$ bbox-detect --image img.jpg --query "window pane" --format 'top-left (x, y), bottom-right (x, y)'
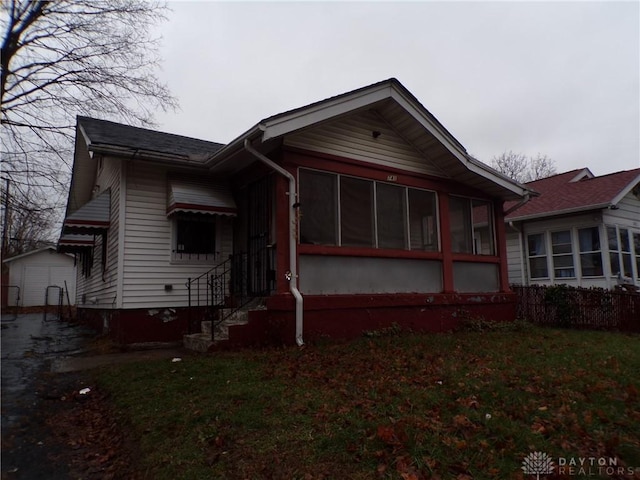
top-left (580, 253), bottom-right (603, 277)
top-left (376, 183), bottom-right (407, 249)
top-left (340, 177), bottom-right (374, 247)
top-left (607, 226), bottom-right (618, 250)
top-left (472, 200), bottom-right (494, 255)
top-left (527, 234), bottom-right (545, 256)
top-left (450, 196), bottom-right (472, 253)
top-left (176, 217), bottom-right (215, 254)
top-left (551, 230), bottom-right (572, 254)
top-left (610, 252), bottom-right (620, 276)
top-left (620, 228), bottom-right (631, 252)
top-left (622, 253), bottom-right (633, 277)
top-left (635, 233), bottom-right (640, 279)
top-left (578, 227), bottom-right (600, 252)
top-left (300, 170), bottom-right (337, 245)
top-left (529, 257), bottom-right (548, 278)
top-left (408, 189), bottom-right (438, 251)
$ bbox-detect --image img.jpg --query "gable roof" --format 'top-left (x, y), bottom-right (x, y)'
top-left (505, 168), bottom-right (640, 221)
top-left (206, 78), bottom-right (532, 201)
top-left (78, 116), bottom-right (225, 163)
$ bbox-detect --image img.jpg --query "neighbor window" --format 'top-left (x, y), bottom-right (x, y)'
top-left (299, 168), bottom-right (438, 251)
top-left (527, 233), bottom-right (548, 279)
top-left (449, 196), bottom-right (495, 255)
top-left (551, 230), bottom-right (575, 278)
top-left (173, 215), bottom-right (216, 261)
top-left (634, 233), bottom-right (640, 280)
top-left (607, 226), bottom-right (634, 278)
top-left (578, 227), bottom-right (603, 277)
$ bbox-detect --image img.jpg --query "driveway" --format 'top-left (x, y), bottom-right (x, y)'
top-left (1, 312), bottom-right (96, 479)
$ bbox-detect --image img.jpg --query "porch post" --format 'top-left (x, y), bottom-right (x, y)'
top-left (438, 192), bottom-right (454, 293)
top-left (274, 174), bottom-right (291, 294)
top-left (494, 200), bottom-right (511, 293)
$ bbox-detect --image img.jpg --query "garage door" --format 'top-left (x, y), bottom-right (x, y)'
top-left (22, 266), bottom-right (51, 306)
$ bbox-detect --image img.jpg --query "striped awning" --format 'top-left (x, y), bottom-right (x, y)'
top-left (58, 233), bottom-right (95, 253)
top-left (167, 176), bottom-right (237, 216)
top-left (63, 189), bottom-right (110, 233)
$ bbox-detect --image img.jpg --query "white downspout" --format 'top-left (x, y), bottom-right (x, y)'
top-left (243, 139), bottom-right (304, 346)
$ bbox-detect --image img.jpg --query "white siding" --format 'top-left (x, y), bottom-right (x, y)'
top-left (6, 249), bottom-right (76, 307)
top-left (506, 230), bottom-right (524, 285)
top-left (121, 163), bottom-right (233, 309)
top-left (603, 191), bottom-right (640, 229)
top-left (75, 156), bottom-right (121, 307)
top-left (283, 109), bottom-right (449, 178)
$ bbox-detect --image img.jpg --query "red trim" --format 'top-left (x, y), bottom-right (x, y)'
top-left (59, 240), bottom-right (94, 246)
top-left (266, 292), bottom-right (515, 311)
top-left (167, 203), bottom-right (237, 215)
top-left (451, 253), bottom-right (500, 264)
top-left (494, 200), bottom-right (511, 292)
top-left (299, 244), bottom-right (443, 260)
top-left (283, 148), bottom-right (494, 199)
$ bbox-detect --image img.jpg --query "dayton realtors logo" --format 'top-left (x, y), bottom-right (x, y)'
top-left (522, 452), bottom-right (639, 478)
top-left (522, 451), bottom-right (555, 479)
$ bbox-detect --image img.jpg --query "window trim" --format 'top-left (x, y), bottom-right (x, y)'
top-left (606, 224), bottom-right (639, 279)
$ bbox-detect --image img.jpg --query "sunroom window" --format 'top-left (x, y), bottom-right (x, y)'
top-left (299, 168), bottom-right (438, 251)
top-left (607, 226), bottom-right (634, 278)
top-left (551, 230), bottom-right (575, 278)
top-left (449, 196), bottom-right (495, 255)
top-left (527, 233), bottom-right (548, 279)
top-left (578, 227), bottom-right (603, 277)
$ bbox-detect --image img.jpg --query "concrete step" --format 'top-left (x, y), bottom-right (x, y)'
top-left (183, 333), bottom-right (212, 353)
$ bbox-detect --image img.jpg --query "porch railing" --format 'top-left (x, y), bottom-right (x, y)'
top-left (186, 247), bottom-right (272, 341)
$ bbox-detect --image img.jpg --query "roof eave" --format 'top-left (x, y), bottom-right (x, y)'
top-left (89, 144), bottom-right (209, 168)
top-left (507, 203), bottom-right (610, 222)
top-left (610, 173), bottom-right (640, 206)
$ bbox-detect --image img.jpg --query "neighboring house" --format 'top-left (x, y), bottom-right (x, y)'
top-left (2, 247), bottom-right (77, 307)
top-left (59, 78), bottom-right (533, 345)
top-left (505, 168), bottom-right (640, 289)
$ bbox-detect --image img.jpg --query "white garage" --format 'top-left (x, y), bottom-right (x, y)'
top-left (3, 247), bottom-right (76, 307)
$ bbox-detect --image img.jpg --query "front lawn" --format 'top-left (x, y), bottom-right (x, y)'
top-left (97, 326), bottom-right (640, 479)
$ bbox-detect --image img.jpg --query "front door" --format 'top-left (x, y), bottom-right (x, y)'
top-left (246, 175), bottom-right (273, 295)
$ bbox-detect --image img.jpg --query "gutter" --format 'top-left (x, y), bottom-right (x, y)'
top-left (504, 193), bottom-right (531, 216)
top-left (243, 139), bottom-right (304, 347)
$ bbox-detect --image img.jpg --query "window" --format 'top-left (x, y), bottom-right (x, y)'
top-left (607, 226), bottom-right (634, 277)
top-left (635, 233), bottom-right (640, 280)
top-left (377, 183), bottom-right (407, 249)
top-left (340, 176), bottom-right (374, 247)
top-left (408, 189), bottom-right (438, 251)
top-left (527, 233), bottom-right (548, 279)
top-left (578, 227), bottom-right (603, 277)
top-left (551, 230), bottom-right (575, 278)
top-left (299, 170), bottom-right (337, 245)
top-left (449, 196), bottom-right (495, 255)
top-left (173, 215), bottom-right (216, 261)
top-left (299, 168), bottom-right (438, 251)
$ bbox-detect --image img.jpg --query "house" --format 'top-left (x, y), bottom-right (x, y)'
top-left (2, 247), bottom-right (76, 307)
top-left (505, 168), bottom-right (640, 289)
top-left (59, 78), bottom-right (533, 346)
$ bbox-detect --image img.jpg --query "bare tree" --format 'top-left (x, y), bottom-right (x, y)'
top-left (1, 0), bottom-right (177, 246)
top-left (491, 151), bottom-right (557, 183)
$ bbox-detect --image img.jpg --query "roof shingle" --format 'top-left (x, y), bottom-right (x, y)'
top-left (505, 168), bottom-right (640, 220)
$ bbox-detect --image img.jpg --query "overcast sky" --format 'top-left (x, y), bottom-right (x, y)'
top-left (153, 1), bottom-right (639, 177)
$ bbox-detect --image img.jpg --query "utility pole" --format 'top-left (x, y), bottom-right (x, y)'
top-left (2, 177), bottom-right (9, 258)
